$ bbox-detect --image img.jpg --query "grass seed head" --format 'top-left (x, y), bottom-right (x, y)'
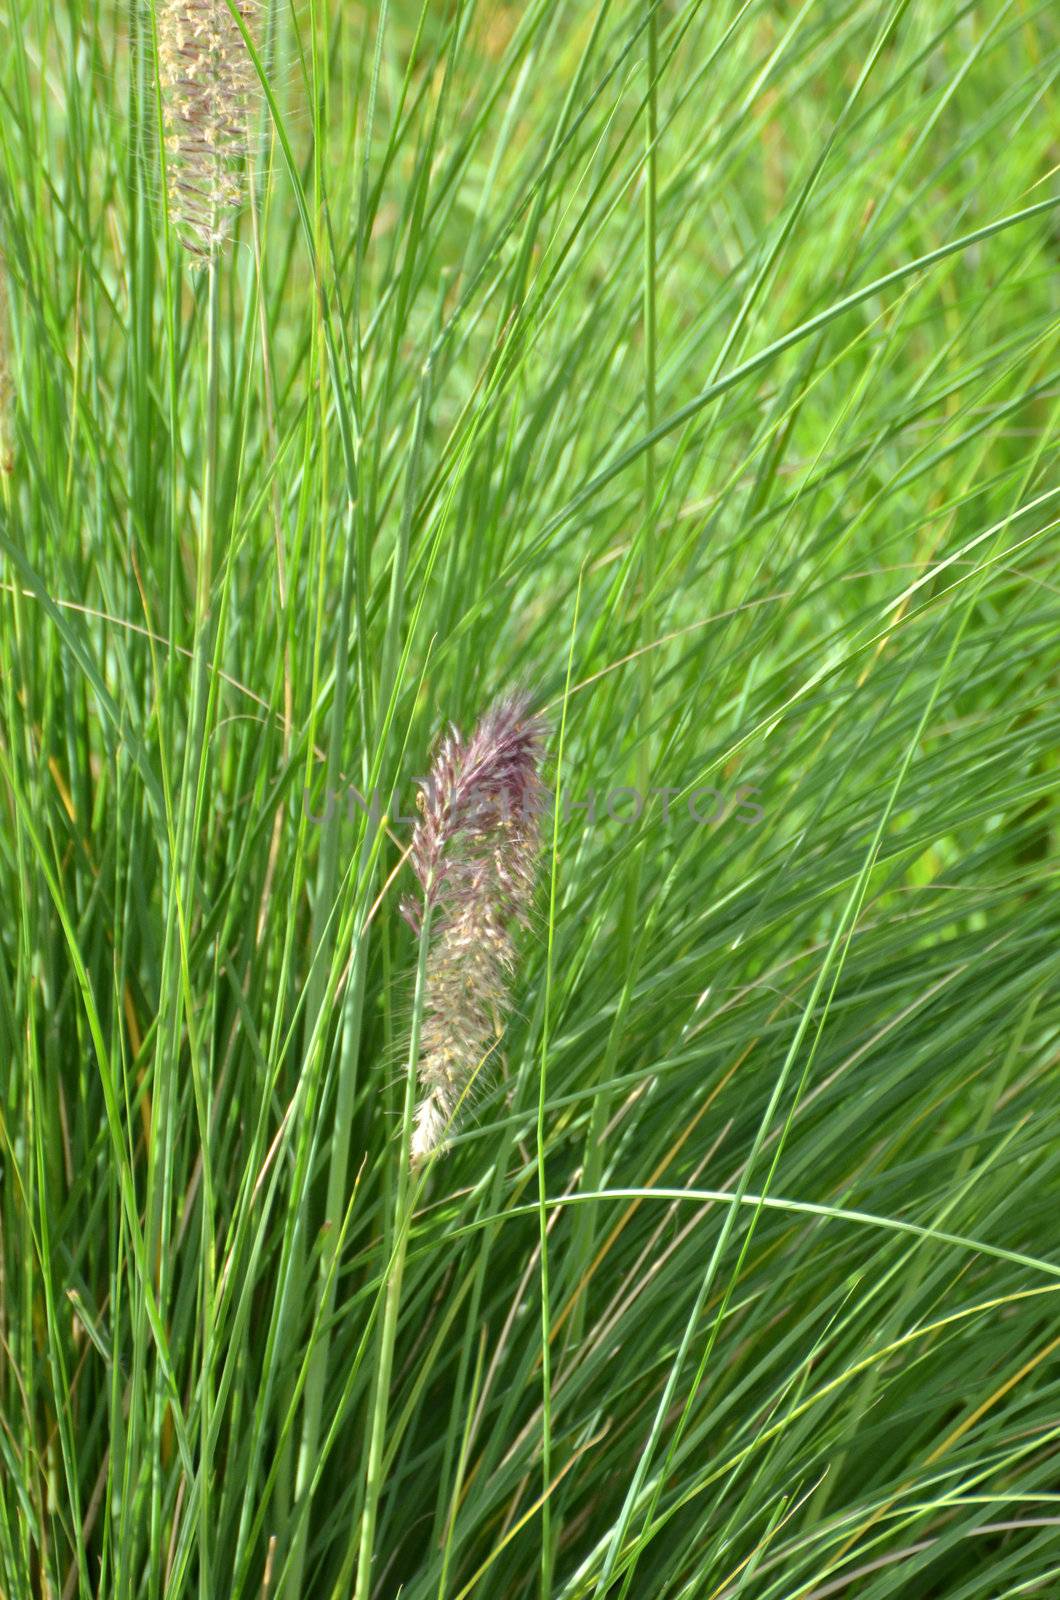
top-left (158, 0), bottom-right (259, 259)
top-left (405, 693), bottom-right (546, 1165)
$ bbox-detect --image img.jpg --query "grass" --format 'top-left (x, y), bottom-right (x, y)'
top-left (1, 0), bottom-right (1059, 1596)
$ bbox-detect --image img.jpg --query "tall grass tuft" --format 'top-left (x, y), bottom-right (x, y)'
top-left (3, 2), bottom-right (1060, 1597)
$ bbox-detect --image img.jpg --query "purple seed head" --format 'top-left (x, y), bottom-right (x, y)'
top-left (404, 693), bottom-right (546, 1164)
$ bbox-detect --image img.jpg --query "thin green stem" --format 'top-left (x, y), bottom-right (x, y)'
top-left (194, 250), bottom-right (221, 1600)
top-left (568, 0), bottom-right (659, 1350)
top-left (285, 884), bottom-right (371, 1600)
top-left (537, 569), bottom-right (583, 1597)
top-left (354, 901), bottom-right (433, 1600)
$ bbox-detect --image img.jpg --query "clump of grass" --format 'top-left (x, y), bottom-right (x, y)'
top-left (5, 2), bottom-right (1060, 1597)
top-left (402, 693), bottom-right (546, 1163)
top-left (157, 0), bottom-right (259, 257)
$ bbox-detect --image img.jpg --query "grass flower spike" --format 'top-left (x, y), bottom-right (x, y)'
top-left (403, 693), bottom-right (546, 1164)
top-left (158, 0), bottom-right (259, 258)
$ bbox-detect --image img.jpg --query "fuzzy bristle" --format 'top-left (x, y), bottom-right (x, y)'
top-left (405, 694), bottom-right (546, 1164)
top-left (158, 0), bottom-right (259, 259)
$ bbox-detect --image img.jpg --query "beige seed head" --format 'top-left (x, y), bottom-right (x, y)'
top-left (157, 0), bottom-right (260, 259)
